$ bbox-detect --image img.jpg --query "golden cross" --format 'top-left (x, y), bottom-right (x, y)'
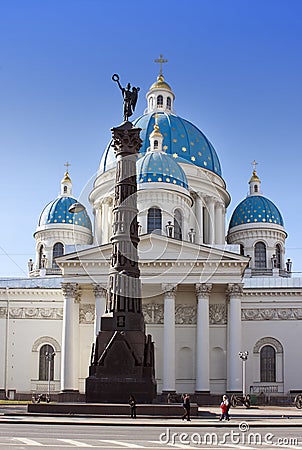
top-left (64, 161), bottom-right (71, 172)
top-left (251, 160), bottom-right (258, 172)
top-left (154, 54), bottom-right (168, 76)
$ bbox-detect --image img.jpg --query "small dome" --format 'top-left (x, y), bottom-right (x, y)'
top-left (249, 170), bottom-right (260, 183)
top-left (38, 196), bottom-right (92, 230)
top-left (137, 151), bottom-right (188, 189)
top-left (100, 112), bottom-right (222, 176)
top-left (229, 195), bottom-right (284, 229)
top-left (149, 74), bottom-right (173, 93)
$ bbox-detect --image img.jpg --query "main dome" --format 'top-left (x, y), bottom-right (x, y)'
top-left (137, 150), bottom-right (188, 188)
top-left (99, 112), bottom-right (221, 177)
top-left (38, 196), bottom-right (92, 230)
top-left (229, 195), bottom-right (284, 229)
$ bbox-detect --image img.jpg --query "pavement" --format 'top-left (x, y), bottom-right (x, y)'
top-left (1, 405), bottom-right (302, 427)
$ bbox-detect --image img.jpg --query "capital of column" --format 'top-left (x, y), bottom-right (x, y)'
top-left (203, 194), bottom-right (215, 204)
top-left (162, 284), bottom-right (177, 299)
top-left (61, 282), bottom-right (81, 303)
top-left (92, 283), bottom-right (107, 298)
top-left (227, 283), bottom-right (244, 299)
top-left (195, 283), bottom-right (212, 299)
top-left (195, 191), bottom-right (204, 202)
top-left (101, 196), bottom-right (113, 206)
top-left (215, 199), bottom-right (225, 210)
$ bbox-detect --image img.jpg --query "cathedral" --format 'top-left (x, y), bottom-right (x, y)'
top-left (0, 64), bottom-right (301, 403)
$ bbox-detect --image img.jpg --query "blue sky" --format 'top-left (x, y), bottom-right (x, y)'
top-left (0, 0), bottom-right (301, 277)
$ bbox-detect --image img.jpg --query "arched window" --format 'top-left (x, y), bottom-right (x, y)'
top-left (147, 207), bottom-right (162, 234)
top-left (52, 243), bottom-right (64, 268)
top-left (154, 140), bottom-right (158, 149)
top-left (63, 186), bottom-right (67, 193)
top-left (157, 95), bottom-right (163, 108)
top-left (174, 209), bottom-right (182, 240)
top-left (38, 246), bottom-right (44, 269)
top-left (260, 345), bottom-right (276, 382)
top-left (166, 97), bottom-right (171, 110)
top-left (240, 244), bottom-right (245, 256)
top-left (255, 242), bottom-right (266, 268)
top-left (149, 97), bottom-right (153, 109)
top-left (39, 344), bottom-right (55, 381)
top-left (275, 244), bottom-right (281, 269)
top-left (254, 185), bottom-right (258, 193)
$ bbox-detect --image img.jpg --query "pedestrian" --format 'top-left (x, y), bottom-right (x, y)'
top-left (181, 394), bottom-right (191, 421)
top-left (219, 394), bottom-right (230, 421)
top-left (128, 395), bottom-right (137, 419)
top-left (225, 395), bottom-right (230, 420)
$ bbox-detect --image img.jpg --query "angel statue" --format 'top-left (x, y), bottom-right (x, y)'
top-left (112, 74), bottom-right (140, 122)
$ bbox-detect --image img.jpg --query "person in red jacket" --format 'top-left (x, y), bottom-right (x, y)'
top-left (219, 395), bottom-right (230, 421)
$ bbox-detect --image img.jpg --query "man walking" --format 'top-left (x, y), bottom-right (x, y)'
top-left (181, 394), bottom-right (191, 421)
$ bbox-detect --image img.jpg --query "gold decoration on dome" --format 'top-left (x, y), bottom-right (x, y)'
top-left (149, 74), bottom-right (172, 92)
top-left (249, 160), bottom-right (260, 182)
top-left (150, 113), bottom-right (162, 138)
top-left (154, 54), bottom-right (168, 76)
top-left (62, 161), bottom-right (72, 183)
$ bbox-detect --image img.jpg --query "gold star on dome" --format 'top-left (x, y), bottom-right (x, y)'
top-left (173, 153), bottom-right (178, 158)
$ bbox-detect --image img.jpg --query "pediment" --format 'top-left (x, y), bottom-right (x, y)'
top-left (57, 233), bottom-right (248, 265)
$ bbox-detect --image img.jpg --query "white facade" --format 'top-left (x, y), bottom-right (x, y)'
top-left (0, 69), bottom-right (301, 401)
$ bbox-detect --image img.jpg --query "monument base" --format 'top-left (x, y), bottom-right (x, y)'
top-left (0, 389), bottom-right (6, 400)
top-left (86, 329), bottom-right (156, 403)
top-left (58, 390), bottom-right (83, 403)
top-left (86, 376), bottom-right (156, 403)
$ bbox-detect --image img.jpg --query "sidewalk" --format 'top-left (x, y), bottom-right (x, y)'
top-left (1, 405), bottom-right (302, 427)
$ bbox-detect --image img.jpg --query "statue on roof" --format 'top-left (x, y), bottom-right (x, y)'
top-left (112, 74), bottom-right (140, 122)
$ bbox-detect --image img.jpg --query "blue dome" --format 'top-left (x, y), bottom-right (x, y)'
top-left (100, 112), bottom-right (222, 176)
top-left (38, 196), bottom-right (92, 230)
top-left (229, 195), bottom-right (284, 229)
top-left (137, 151), bottom-right (188, 189)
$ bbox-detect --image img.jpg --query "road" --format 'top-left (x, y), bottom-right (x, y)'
top-left (0, 423), bottom-right (302, 450)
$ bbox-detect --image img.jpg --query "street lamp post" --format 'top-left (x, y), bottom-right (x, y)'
top-left (239, 351), bottom-right (249, 396)
top-left (45, 351), bottom-right (55, 401)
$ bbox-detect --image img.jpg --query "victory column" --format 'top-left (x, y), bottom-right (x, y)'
top-left (86, 75), bottom-right (156, 403)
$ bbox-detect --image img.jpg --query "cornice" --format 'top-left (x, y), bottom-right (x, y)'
top-left (243, 290), bottom-right (302, 297)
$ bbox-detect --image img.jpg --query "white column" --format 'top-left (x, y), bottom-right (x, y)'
top-left (162, 284), bottom-right (176, 392)
top-left (207, 197), bottom-right (215, 244)
top-left (227, 283), bottom-right (243, 392)
top-left (215, 201), bottom-right (225, 245)
top-left (195, 283), bottom-right (212, 392)
top-left (195, 193), bottom-right (204, 244)
top-left (107, 197), bottom-right (113, 241)
top-left (94, 206), bottom-right (102, 245)
top-left (101, 199), bottom-right (110, 244)
top-left (61, 283), bottom-right (80, 392)
top-left (93, 284), bottom-right (107, 336)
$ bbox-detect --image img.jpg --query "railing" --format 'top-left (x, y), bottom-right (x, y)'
top-left (249, 268), bottom-right (291, 278)
top-left (29, 268), bottom-right (62, 277)
top-left (250, 384), bottom-right (283, 394)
